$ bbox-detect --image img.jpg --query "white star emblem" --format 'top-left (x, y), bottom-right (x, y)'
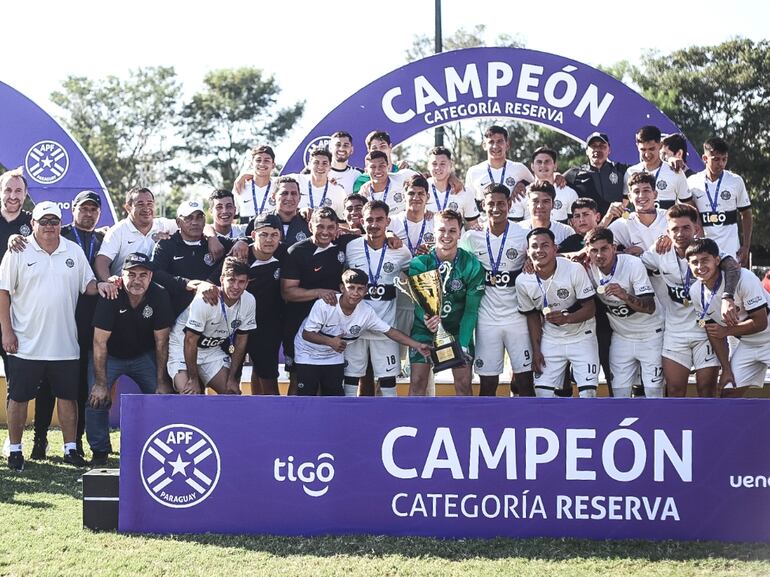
top-left (41, 156), bottom-right (53, 168)
top-left (168, 454), bottom-right (190, 477)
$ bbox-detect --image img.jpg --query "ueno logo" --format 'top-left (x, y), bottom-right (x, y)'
top-left (273, 452), bottom-right (335, 497)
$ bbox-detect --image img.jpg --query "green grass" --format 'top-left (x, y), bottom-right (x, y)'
top-left (1, 428), bottom-right (769, 577)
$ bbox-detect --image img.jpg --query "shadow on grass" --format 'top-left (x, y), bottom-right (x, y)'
top-left (128, 533), bottom-right (770, 563)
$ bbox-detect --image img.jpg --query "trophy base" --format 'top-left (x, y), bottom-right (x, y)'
top-left (431, 339), bottom-right (465, 373)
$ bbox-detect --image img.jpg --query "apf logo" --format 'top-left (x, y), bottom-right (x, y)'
top-left (25, 140), bottom-right (70, 184)
top-left (303, 136), bottom-right (331, 166)
top-left (140, 424), bottom-right (221, 509)
top-left (273, 453), bottom-right (335, 497)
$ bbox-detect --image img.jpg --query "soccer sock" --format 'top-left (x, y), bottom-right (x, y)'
top-left (645, 386), bottom-right (665, 398)
top-left (9, 443), bottom-right (22, 452)
top-left (379, 377), bottom-right (397, 397)
top-left (343, 377), bottom-right (359, 397)
top-left (612, 386), bottom-right (632, 398)
top-left (63, 442), bottom-right (77, 454)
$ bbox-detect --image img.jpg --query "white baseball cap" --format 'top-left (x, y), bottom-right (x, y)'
top-left (32, 201), bottom-right (62, 221)
top-left (177, 200), bottom-right (205, 218)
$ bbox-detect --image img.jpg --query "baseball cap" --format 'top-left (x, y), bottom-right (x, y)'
top-left (32, 201), bottom-right (62, 221)
top-left (177, 200), bottom-right (205, 218)
top-left (586, 132), bottom-right (610, 146)
top-left (122, 252), bottom-right (153, 271)
top-left (251, 213), bottom-right (283, 231)
top-left (73, 190), bottom-right (102, 208)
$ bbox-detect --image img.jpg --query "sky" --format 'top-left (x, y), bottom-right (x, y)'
top-left (3, 0), bottom-right (768, 166)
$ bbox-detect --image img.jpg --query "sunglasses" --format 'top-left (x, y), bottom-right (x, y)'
top-left (37, 217), bottom-right (61, 226)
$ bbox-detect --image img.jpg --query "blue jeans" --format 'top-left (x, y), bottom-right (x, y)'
top-left (85, 350), bottom-right (157, 452)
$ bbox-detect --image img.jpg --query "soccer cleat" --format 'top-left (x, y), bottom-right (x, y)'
top-left (30, 436), bottom-right (48, 460)
top-left (8, 451), bottom-right (24, 471)
top-left (76, 439), bottom-right (85, 458)
top-left (63, 449), bottom-right (87, 467)
top-left (90, 451), bottom-right (109, 467)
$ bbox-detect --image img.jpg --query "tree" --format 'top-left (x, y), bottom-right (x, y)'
top-left (403, 26), bottom-right (583, 176)
top-left (50, 67), bottom-right (180, 205)
top-left (630, 38), bottom-right (770, 261)
top-left (171, 67), bottom-right (304, 191)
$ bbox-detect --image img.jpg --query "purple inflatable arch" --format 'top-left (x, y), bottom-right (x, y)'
top-left (0, 81), bottom-right (117, 226)
top-left (284, 47), bottom-right (702, 173)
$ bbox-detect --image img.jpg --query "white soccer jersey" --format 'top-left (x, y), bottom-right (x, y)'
top-left (687, 169), bottom-right (750, 257)
top-left (215, 223), bottom-right (248, 240)
top-left (185, 290), bottom-right (257, 348)
top-left (329, 165), bottom-right (362, 194)
top-left (608, 209), bottom-right (667, 251)
top-left (234, 179), bottom-right (275, 218)
top-left (625, 161), bottom-right (691, 207)
top-left (389, 216), bottom-right (436, 255)
top-left (641, 248), bottom-right (703, 338)
top-left (465, 160), bottom-right (534, 202)
top-left (99, 217), bottom-right (179, 276)
top-left (294, 174), bottom-right (347, 219)
top-left (587, 254), bottom-right (662, 337)
top-left (690, 268), bottom-right (770, 347)
top-left (522, 184), bottom-right (579, 223)
top-left (0, 237), bottom-right (94, 360)
top-left (461, 225), bottom-right (528, 326)
top-left (294, 297), bottom-right (391, 365)
top-left (364, 173), bottom-right (408, 215)
top-left (517, 219), bottom-right (575, 245)
top-left (426, 178), bottom-right (480, 221)
top-left (516, 259), bottom-right (596, 342)
top-left (345, 238), bottom-right (411, 338)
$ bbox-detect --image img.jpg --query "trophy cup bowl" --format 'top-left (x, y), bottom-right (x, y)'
top-left (394, 270), bottom-right (465, 373)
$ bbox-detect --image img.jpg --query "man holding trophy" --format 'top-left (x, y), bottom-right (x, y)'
top-left (400, 210), bottom-right (485, 396)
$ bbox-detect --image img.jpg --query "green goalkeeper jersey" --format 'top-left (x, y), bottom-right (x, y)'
top-left (408, 247), bottom-right (485, 350)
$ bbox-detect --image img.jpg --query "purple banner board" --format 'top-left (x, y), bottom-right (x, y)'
top-left (0, 81), bottom-right (116, 226)
top-left (119, 396), bottom-right (769, 542)
top-left (284, 47), bottom-right (703, 173)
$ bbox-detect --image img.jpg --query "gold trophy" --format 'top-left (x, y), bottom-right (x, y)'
top-left (394, 266), bottom-right (465, 373)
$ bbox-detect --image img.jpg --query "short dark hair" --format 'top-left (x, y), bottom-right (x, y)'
top-left (428, 146), bottom-right (452, 160)
top-left (635, 125), bottom-right (662, 143)
top-left (483, 183), bottom-right (510, 198)
top-left (250, 145), bottom-right (275, 161)
top-left (365, 150), bottom-right (389, 164)
top-left (312, 207), bottom-right (339, 223)
top-left (221, 256), bottom-right (249, 278)
top-left (126, 187), bottom-right (154, 205)
top-left (275, 175), bottom-right (299, 191)
top-left (366, 130), bottom-right (391, 147)
top-left (330, 130), bottom-right (353, 141)
top-left (526, 227), bottom-right (555, 244)
top-left (405, 174), bottom-right (429, 192)
top-left (345, 193), bottom-right (367, 206)
top-left (208, 188), bottom-right (235, 205)
top-left (685, 237), bottom-right (720, 259)
top-left (437, 209), bottom-right (463, 228)
top-left (584, 226), bottom-right (615, 246)
top-left (342, 268), bottom-right (369, 286)
top-left (666, 203), bottom-right (699, 223)
top-left (531, 146), bottom-right (557, 163)
top-left (309, 147), bottom-right (332, 162)
top-left (527, 180), bottom-right (556, 201)
top-left (627, 171), bottom-right (657, 190)
top-left (704, 137), bottom-right (729, 155)
top-left (363, 200), bottom-right (390, 216)
top-left (661, 133), bottom-right (688, 162)
top-left (571, 197), bottom-right (599, 213)
top-left (484, 125), bottom-right (508, 140)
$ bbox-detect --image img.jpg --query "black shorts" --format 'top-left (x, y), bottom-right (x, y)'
top-left (295, 363), bottom-right (344, 396)
top-left (247, 322), bottom-right (282, 380)
top-left (6, 357), bottom-right (80, 402)
top-left (282, 314), bottom-right (304, 372)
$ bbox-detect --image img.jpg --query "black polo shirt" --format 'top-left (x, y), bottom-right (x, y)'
top-left (247, 250), bottom-right (284, 327)
top-left (558, 233), bottom-right (586, 254)
top-left (151, 232), bottom-right (235, 316)
top-left (0, 210), bottom-right (32, 263)
top-left (281, 235), bottom-right (355, 322)
top-left (245, 211), bottom-right (310, 247)
top-left (92, 283), bottom-right (173, 359)
top-left (564, 161), bottom-right (630, 216)
top-left (61, 224), bottom-right (105, 348)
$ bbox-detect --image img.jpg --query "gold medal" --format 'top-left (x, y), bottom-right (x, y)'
top-left (542, 306), bottom-right (552, 315)
top-left (597, 285), bottom-right (606, 294)
top-left (228, 344), bottom-right (235, 355)
top-left (490, 275), bottom-right (496, 286)
top-left (697, 319), bottom-right (706, 328)
top-left (709, 213), bottom-right (719, 223)
top-left (682, 298), bottom-right (690, 307)
top-left (622, 210), bottom-right (629, 219)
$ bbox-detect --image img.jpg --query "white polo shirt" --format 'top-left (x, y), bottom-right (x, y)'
top-left (98, 217), bottom-right (178, 276)
top-left (0, 236), bottom-right (95, 360)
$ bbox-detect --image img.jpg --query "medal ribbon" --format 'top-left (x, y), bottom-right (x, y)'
top-left (699, 271), bottom-right (722, 323)
top-left (487, 163), bottom-right (507, 187)
top-left (219, 299), bottom-right (237, 353)
top-left (308, 180), bottom-right (329, 210)
top-left (485, 223), bottom-right (509, 280)
top-left (363, 241), bottom-right (387, 287)
top-left (71, 227), bottom-right (95, 262)
top-left (703, 172), bottom-right (724, 215)
top-left (251, 179), bottom-right (271, 216)
top-left (403, 217), bottom-right (426, 256)
top-left (598, 258), bottom-right (618, 288)
top-left (431, 184), bottom-right (450, 211)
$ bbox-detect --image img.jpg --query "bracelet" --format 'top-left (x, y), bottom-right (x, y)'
top-left (721, 292), bottom-right (734, 300)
